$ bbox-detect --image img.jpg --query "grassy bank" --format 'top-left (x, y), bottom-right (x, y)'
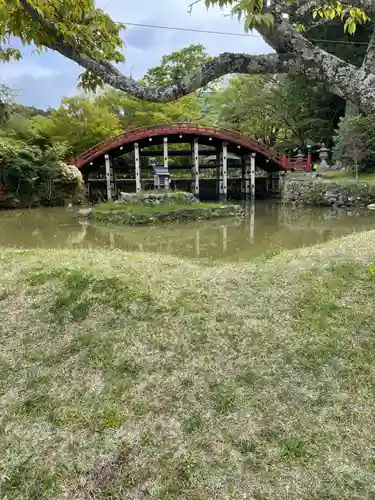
top-left (2, 233), bottom-right (375, 498)
top-left (93, 202), bottom-right (243, 225)
top-left (322, 170), bottom-right (375, 184)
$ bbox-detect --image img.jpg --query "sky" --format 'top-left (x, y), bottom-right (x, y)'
top-left (1, 0), bottom-right (270, 110)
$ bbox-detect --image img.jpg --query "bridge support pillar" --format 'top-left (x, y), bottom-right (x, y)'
top-left (134, 142), bottom-right (141, 193)
top-left (216, 147), bottom-right (221, 197)
top-left (216, 142), bottom-right (228, 201)
top-left (250, 153), bottom-right (256, 199)
top-left (163, 137), bottom-right (169, 170)
top-left (243, 154), bottom-right (250, 198)
top-left (191, 138), bottom-right (199, 197)
top-left (222, 142), bottom-right (228, 201)
top-left (104, 154), bottom-right (114, 201)
top-left (243, 153), bottom-right (256, 199)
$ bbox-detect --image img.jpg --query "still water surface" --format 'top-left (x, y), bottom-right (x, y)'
top-left (0, 202), bottom-right (374, 261)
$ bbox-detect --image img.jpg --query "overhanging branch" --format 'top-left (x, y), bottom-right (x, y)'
top-left (19, 0), bottom-right (293, 101)
top-left (17, 0), bottom-right (375, 114)
top-left (46, 45), bottom-right (295, 101)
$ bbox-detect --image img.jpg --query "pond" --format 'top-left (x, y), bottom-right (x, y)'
top-left (0, 202), bottom-right (374, 261)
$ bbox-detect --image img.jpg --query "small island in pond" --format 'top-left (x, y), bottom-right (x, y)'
top-left (80, 191), bottom-right (244, 225)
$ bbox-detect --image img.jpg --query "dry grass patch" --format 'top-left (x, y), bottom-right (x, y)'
top-left (1, 233), bottom-right (375, 498)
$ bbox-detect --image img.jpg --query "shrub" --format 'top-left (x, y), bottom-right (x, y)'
top-left (0, 138), bottom-right (83, 206)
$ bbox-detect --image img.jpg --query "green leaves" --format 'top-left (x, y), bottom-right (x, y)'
top-left (205, 0), bottom-right (369, 35)
top-left (143, 44), bottom-right (210, 86)
top-left (344, 18), bottom-right (357, 34)
top-left (0, 0), bottom-right (125, 89)
top-left (313, 2), bottom-right (370, 34)
top-left (205, 0), bottom-right (272, 30)
top-left (206, 73), bottom-right (342, 149)
top-left (333, 115), bottom-right (372, 168)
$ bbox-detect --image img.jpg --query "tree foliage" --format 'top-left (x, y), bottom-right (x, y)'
top-left (0, 137), bottom-right (82, 206)
top-left (204, 0), bottom-right (369, 32)
top-left (206, 74), bottom-right (344, 148)
top-left (142, 44), bottom-right (211, 86)
top-left (29, 95), bottom-right (123, 157)
top-left (333, 115), bottom-right (375, 172)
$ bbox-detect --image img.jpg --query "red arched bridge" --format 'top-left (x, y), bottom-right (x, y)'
top-left (73, 123), bottom-right (312, 201)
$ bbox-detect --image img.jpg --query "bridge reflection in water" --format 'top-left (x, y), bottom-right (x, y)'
top-left (97, 201), bottom-right (256, 258)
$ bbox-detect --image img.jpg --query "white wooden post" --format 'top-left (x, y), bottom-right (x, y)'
top-left (244, 154), bottom-right (251, 198)
top-left (222, 142), bottom-right (228, 201)
top-left (192, 138), bottom-right (200, 197)
top-left (241, 160), bottom-right (246, 196)
top-left (163, 137), bottom-right (168, 169)
top-left (134, 142), bottom-right (141, 193)
top-left (250, 152), bottom-right (256, 200)
top-left (216, 147), bottom-right (222, 198)
top-left (105, 154), bottom-right (113, 201)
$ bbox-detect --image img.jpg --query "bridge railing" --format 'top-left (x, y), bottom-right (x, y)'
top-left (74, 122), bottom-right (284, 165)
top-left (74, 122), bottom-right (311, 172)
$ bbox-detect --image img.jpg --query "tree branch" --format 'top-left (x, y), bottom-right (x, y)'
top-left (188, 0), bottom-right (203, 14)
top-left (49, 46), bottom-right (296, 101)
top-left (362, 24), bottom-right (375, 73)
top-left (257, 13), bottom-right (366, 106)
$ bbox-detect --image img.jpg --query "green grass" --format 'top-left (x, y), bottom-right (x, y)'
top-left (92, 202), bottom-right (241, 226)
top-left (94, 201), bottom-right (226, 213)
top-left (2, 232), bottom-right (375, 498)
top-left (322, 170), bottom-right (375, 184)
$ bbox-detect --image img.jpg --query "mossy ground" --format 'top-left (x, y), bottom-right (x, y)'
top-left (2, 232), bottom-right (375, 498)
top-left (93, 202), bottom-right (242, 225)
top-left (94, 202), bottom-right (223, 213)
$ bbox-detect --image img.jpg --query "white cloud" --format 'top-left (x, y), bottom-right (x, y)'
top-left (0, 61), bottom-right (60, 82)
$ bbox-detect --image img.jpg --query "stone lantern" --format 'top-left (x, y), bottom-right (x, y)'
top-left (318, 143), bottom-right (330, 169)
top-left (295, 149), bottom-right (305, 161)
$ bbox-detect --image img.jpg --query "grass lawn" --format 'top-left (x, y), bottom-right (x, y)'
top-left (322, 170), bottom-right (375, 184)
top-left (2, 232), bottom-right (375, 498)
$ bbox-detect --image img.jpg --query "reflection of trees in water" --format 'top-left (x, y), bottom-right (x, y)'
top-left (0, 209), bottom-right (81, 247)
top-left (90, 218), bottom-right (240, 259)
top-left (279, 206), bottom-right (375, 235)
